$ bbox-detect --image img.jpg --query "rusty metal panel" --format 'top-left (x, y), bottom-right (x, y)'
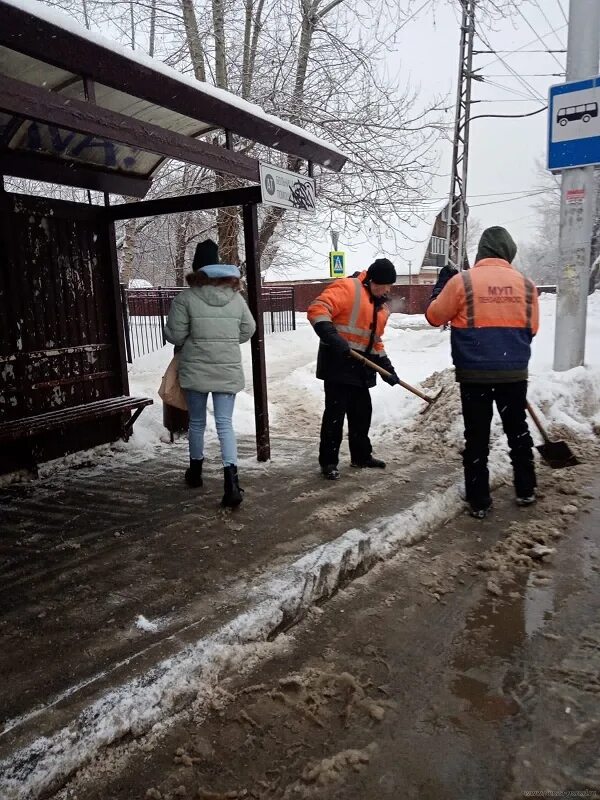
top-left (0, 192), bottom-right (129, 473)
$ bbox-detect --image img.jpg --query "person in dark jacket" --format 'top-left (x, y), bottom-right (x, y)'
top-left (426, 227), bottom-right (540, 518)
top-left (307, 259), bottom-right (400, 480)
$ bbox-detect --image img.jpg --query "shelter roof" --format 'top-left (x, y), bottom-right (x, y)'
top-left (0, 0), bottom-right (346, 197)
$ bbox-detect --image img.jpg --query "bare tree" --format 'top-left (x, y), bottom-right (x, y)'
top-left (181, 0), bottom-right (206, 79)
top-left (518, 164), bottom-right (561, 284)
top-left (34, 0), bottom-right (531, 280)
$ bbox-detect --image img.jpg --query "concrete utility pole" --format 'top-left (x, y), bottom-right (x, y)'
top-left (445, 0), bottom-right (476, 271)
top-left (554, 0), bottom-right (600, 371)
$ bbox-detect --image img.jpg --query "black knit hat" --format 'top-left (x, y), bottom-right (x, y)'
top-left (367, 258), bottom-right (396, 284)
top-left (192, 238), bottom-right (219, 272)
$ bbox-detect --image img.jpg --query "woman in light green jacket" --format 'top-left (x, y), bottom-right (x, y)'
top-left (164, 240), bottom-right (256, 508)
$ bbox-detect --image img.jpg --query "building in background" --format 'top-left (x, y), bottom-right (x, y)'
top-left (394, 204), bottom-right (448, 285)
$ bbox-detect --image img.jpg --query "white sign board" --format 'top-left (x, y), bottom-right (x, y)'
top-left (259, 163), bottom-right (316, 213)
top-left (548, 77), bottom-right (600, 170)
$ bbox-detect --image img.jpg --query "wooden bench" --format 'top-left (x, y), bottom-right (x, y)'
top-left (0, 396), bottom-right (153, 444)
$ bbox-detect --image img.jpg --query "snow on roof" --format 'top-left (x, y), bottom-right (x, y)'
top-left (4, 0), bottom-right (346, 164)
top-left (128, 279), bottom-right (153, 289)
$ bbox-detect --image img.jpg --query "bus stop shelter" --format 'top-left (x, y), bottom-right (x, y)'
top-left (0, 0), bottom-right (346, 477)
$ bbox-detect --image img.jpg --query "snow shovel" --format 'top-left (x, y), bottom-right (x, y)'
top-left (349, 350), bottom-right (443, 413)
top-left (526, 402), bottom-right (580, 469)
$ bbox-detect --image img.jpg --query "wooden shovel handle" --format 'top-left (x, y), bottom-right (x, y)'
top-left (526, 401), bottom-right (550, 443)
top-left (349, 350), bottom-right (435, 404)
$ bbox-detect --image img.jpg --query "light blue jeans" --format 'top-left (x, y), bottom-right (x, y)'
top-left (184, 391), bottom-right (237, 466)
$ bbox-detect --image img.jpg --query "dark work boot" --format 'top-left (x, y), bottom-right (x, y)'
top-left (185, 458), bottom-right (203, 488)
top-left (469, 500), bottom-right (493, 519)
top-left (351, 456), bottom-right (386, 469)
top-left (222, 464), bottom-right (243, 508)
top-left (321, 464), bottom-right (340, 480)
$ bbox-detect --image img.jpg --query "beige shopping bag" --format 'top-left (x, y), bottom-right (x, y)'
top-left (158, 356), bottom-right (187, 411)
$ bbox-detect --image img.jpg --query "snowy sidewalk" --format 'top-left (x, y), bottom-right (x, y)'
top-left (1, 294), bottom-right (600, 798)
top-left (0, 429), bottom-right (459, 799)
top-left (51, 466), bottom-right (600, 800)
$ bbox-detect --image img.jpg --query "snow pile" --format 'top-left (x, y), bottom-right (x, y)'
top-left (529, 292), bottom-right (600, 436)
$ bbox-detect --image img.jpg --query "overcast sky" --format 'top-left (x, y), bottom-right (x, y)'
top-left (268, 0), bottom-right (570, 281)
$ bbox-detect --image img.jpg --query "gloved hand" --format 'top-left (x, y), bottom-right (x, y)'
top-left (430, 265), bottom-right (459, 300)
top-left (330, 334), bottom-right (351, 355)
top-left (438, 265), bottom-right (458, 282)
top-left (314, 321), bottom-right (351, 355)
top-left (382, 372), bottom-right (400, 387)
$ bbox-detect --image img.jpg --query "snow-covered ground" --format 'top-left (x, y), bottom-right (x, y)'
top-left (4, 293), bottom-right (600, 800)
top-left (128, 292), bottom-right (600, 457)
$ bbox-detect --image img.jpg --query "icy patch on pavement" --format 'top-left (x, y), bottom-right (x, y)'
top-left (135, 615), bottom-right (161, 634)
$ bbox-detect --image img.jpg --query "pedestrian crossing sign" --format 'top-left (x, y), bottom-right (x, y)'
top-left (329, 251), bottom-right (345, 278)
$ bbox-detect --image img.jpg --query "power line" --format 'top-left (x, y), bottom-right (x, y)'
top-left (478, 77), bottom-right (546, 102)
top-left (470, 190), bottom-right (548, 208)
top-left (530, 0), bottom-right (566, 50)
top-left (405, 189), bottom-right (550, 212)
top-left (483, 73), bottom-right (564, 78)
top-left (469, 187), bottom-right (552, 198)
top-left (408, 187), bottom-right (556, 203)
top-left (476, 98), bottom-right (552, 103)
top-left (476, 30), bottom-right (546, 103)
top-left (470, 105), bottom-right (548, 121)
top-left (467, 188), bottom-right (551, 198)
top-left (555, 0), bottom-right (568, 25)
top-left (513, 5), bottom-right (565, 71)
top-left (476, 24), bottom-right (567, 72)
top-left (397, 0), bottom-right (431, 33)
top-left (474, 49), bottom-right (566, 54)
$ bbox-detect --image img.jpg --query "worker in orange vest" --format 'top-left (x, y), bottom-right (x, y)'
top-left (425, 227), bottom-right (539, 519)
top-left (307, 259), bottom-right (400, 480)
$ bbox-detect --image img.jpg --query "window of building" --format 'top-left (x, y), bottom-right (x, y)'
top-left (430, 236), bottom-right (446, 256)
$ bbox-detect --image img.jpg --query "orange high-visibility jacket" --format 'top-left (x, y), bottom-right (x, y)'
top-left (426, 258), bottom-right (539, 382)
top-left (307, 271), bottom-right (390, 356)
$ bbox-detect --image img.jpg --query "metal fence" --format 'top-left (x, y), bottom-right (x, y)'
top-left (122, 285), bottom-right (296, 361)
top-left (261, 287), bottom-right (296, 334)
top-left (120, 287), bottom-right (182, 362)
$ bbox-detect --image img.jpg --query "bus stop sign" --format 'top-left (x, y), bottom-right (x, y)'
top-left (548, 76), bottom-right (600, 171)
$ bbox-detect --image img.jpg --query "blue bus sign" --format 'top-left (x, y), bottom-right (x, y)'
top-left (548, 76), bottom-right (600, 171)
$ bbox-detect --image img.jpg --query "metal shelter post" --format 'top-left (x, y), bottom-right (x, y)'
top-left (243, 202), bottom-right (271, 462)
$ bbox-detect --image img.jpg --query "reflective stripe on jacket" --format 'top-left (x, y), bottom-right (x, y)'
top-left (307, 271), bottom-right (390, 356)
top-left (425, 258), bottom-right (539, 383)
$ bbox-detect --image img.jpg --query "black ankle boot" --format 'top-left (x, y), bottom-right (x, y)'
top-left (222, 464), bottom-right (243, 508)
top-left (185, 458), bottom-right (203, 488)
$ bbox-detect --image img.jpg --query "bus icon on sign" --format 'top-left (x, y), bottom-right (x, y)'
top-left (557, 102), bottom-right (598, 126)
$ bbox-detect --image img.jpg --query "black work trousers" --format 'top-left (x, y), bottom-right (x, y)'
top-left (460, 381), bottom-right (536, 511)
top-left (319, 381), bottom-right (373, 467)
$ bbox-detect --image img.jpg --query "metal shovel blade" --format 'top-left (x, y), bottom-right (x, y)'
top-left (419, 388), bottom-right (444, 415)
top-left (536, 440), bottom-right (580, 469)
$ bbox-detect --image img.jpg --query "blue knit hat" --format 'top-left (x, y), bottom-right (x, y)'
top-left (199, 263), bottom-right (241, 279)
